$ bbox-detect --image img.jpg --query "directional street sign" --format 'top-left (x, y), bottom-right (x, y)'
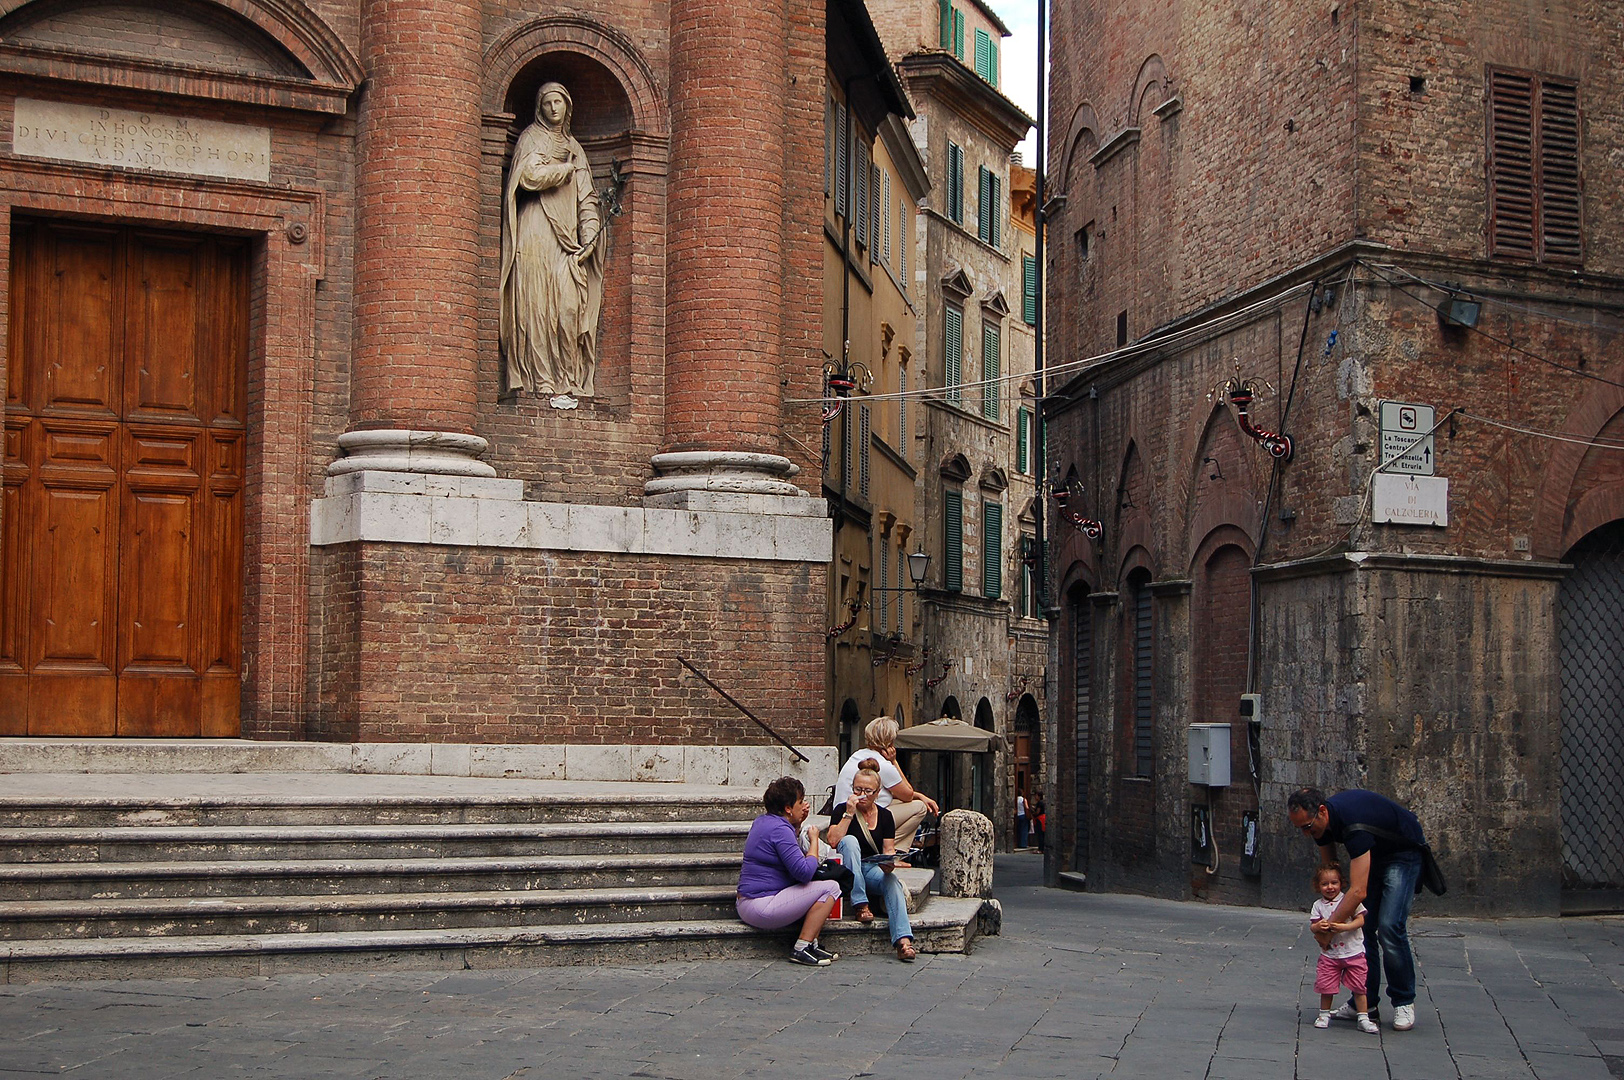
top-left (1379, 400), bottom-right (1436, 476)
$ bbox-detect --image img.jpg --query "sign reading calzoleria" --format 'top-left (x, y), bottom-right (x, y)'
top-left (12, 99), bottom-right (270, 183)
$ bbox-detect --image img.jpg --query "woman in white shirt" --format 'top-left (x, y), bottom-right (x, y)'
top-left (832, 716), bottom-right (939, 848)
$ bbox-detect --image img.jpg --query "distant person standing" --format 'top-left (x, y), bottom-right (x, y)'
top-left (1287, 787), bottom-right (1427, 1031)
top-left (1032, 793), bottom-right (1046, 852)
top-left (1014, 790), bottom-right (1029, 848)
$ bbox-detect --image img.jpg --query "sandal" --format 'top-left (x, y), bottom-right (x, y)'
top-left (895, 938), bottom-right (917, 962)
top-left (854, 903), bottom-right (875, 923)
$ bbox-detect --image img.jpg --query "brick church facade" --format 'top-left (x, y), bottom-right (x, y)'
top-left (1044, 0), bottom-right (1624, 912)
top-left (0, 0), bottom-right (834, 757)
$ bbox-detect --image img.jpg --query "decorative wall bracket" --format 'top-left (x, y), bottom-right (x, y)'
top-left (1050, 479), bottom-right (1104, 541)
top-left (826, 597), bottom-right (861, 641)
top-left (1211, 363), bottom-right (1293, 461)
top-left (924, 658), bottom-right (955, 690)
top-left (822, 357), bottom-right (872, 422)
top-left (904, 646), bottom-right (932, 678)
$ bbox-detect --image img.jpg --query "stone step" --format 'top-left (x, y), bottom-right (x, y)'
top-left (0, 787), bottom-right (764, 829)
top-left (0, 870), bottom-right (938, 941)
top-left (0, 898), bottom-right (992, 983)
top-left (0, 852), bottom-right (745, 901)
top-left (0, 820), bottom-right (751, 864)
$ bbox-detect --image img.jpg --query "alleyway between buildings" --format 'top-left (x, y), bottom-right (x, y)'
top-left (3, 855), bottom-right (1620, 1079)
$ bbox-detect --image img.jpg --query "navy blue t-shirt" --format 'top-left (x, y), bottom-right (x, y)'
top-left (1319, 789), bottom-right (1426, 861)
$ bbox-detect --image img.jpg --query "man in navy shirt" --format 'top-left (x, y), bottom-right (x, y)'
top-left (1287, 787), bottom-right (1427, 1032)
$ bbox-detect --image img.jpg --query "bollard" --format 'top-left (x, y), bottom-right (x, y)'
top-left (939, 809), bottom-right (995, 898)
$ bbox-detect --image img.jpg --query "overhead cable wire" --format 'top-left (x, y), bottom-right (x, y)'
top-left (787, 279), bottom-right (1317, 406)
top-left (1370, 262), bottom-right (1624, 335)
top-left (1460, 411), bottom-right (1624, 451)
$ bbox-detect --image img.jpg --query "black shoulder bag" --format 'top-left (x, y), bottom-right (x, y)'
top-left (1345, 821), bottom-right (1447, 896)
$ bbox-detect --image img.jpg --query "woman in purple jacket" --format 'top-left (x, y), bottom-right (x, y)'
top-left (737, 776), bottom-right (841, 966)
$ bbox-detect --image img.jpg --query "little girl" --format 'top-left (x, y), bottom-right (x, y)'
top-left (1310, 865), bottom-right (1379, 1033)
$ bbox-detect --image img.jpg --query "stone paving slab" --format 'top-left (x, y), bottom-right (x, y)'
top-left (0, 855), bottom-right (1621, 1079)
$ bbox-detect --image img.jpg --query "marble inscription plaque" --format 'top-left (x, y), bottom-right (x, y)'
top-left (12, 99), bottom-right (271, 182)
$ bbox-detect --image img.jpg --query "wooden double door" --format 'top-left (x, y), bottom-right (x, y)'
top-left (2, 219), bottom-right (248, 737)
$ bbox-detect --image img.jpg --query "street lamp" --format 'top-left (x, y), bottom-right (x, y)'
top-left (907, 550), bottom-right (930, 588)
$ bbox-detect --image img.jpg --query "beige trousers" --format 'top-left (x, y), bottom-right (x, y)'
top-left (889, 798), bottom-right (930, 848)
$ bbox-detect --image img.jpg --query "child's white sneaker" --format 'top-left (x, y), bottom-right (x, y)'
top-left (1314, 1010), bottom-right (1332, 1029)
top-left (1357, 1013), bottom-right (1380, 1034)
top-left (1329, 1001), bottom-right (1360, 1021)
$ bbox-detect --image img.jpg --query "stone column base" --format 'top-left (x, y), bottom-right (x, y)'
top-left (328, 429), bottom-right (497, 478)
top-left (644, 451), bottom-right (808, 504)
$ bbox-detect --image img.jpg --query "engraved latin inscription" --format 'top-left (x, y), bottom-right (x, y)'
top-left (12, 99), bottom-right (271, 182)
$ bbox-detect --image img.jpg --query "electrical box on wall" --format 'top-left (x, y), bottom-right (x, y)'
top-left (1239, 693), bottom-right (1262, 727)
top-left (1188, 724), bottom-right (1231, 786)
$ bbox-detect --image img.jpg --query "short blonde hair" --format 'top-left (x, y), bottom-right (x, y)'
top-left (865, 716), bottom-right (899, 750)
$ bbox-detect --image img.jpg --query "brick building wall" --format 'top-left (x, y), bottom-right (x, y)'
top-left (1045, 0), bottom-right (1624, 916)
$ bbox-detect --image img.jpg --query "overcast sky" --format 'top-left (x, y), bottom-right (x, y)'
top-left (997, 0), bottom-right (1042, 164)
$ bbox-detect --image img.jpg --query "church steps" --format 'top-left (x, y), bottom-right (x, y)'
top-left (0, 820), bottom-right (751, 864)
top-left (0, 899), bottom-right (988, 983)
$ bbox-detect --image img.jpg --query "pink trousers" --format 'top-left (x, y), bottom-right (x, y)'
top-left (736, 880), bottom-right (840, 930)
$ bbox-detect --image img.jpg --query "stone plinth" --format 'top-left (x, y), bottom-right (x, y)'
top-left (939, 809), bottom-right (994, 899)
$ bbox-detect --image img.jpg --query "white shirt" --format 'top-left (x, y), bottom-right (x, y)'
top-left (1016, 795), bottom-right (1028, 818)
top-left (834, 750), bottom-right (906, 808)
top-left (1311, 895), bottom-right (1367, 959)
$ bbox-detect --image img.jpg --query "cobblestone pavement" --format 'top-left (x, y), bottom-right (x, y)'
top-left (3, 854), bottom-right (1621, 1079)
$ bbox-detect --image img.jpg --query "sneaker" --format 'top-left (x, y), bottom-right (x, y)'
top-left (806, 941), bottom-right (838, 963)
top-left (1329, 1002), bottom-right (1360, 1022)
top-left (1357, 1013), bottom-right (1380, 1034)
top-left (1314, 1011), bottom-right (1332, 1029)
top-left (789, 946), bottom-right (830, 967)
top-left (1391, 1004), bottom-right (1415, 1031)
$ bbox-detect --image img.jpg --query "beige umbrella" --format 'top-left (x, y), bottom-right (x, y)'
top-left (892, 717), bottom-right (1005, 753)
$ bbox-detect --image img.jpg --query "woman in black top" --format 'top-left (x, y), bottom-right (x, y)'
top-left (826, 758), bottom-right (917, 961)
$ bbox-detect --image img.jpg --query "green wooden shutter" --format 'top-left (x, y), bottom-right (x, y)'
top-left (977, 165), bottom-right (992, 242)
top-left (947, 143), bottom-right (964, 225)
top-left (982, 320), bottom-right (999, 419)
top-left (989, 173), bottom-right (1002, 247)
top-left (945, 489), bottom-right (963, 591)
top-left (990, 39), bottom-right (998, 86)
top-left (1017, 407), bottom-right (1029, 473)
top-left (938, 0), bottom-right (950, 48)
top-left (952, 9), bottom-right (964, 59)
top-left (1022, 254), bottom-right (1038, 324)
top-left (945, 303), bottom-right (962, 405)
top-left (983, 502), bottom-right (1002, 599)
top-left (974, 29), bottom-right (992, 83)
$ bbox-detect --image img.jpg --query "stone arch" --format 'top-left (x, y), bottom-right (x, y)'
top-left (1186, 402), bottom-right (1261, 567)
top-left (0, 0), bottom-right (360, 97)
top-left (1532, 376), bottom-right (1624, 558)
top-left (484, 16), bottom-right (664, 137)
top-left (939, 695), bottom-right (963, 720)
top-left (1129, 54), bottom-right (1172, 125)
top-left (1057, 101), bottom-right (1101, 193)
top-left (940, 452), bottom-right (973, 482)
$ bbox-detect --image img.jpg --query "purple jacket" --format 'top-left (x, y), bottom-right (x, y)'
top-left (737, 813), bottom-right (820, 899)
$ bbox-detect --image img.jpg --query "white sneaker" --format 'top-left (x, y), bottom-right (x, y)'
top-left (1357, 1013), bottom-right (1380, 1034)
top-left (1392, 1004), bottom-right (1416, 1031)
top-left (1330, 1002), bottom-right (1360, 1021)
top-left (1314, 1011), bottom-right (1332, 1029)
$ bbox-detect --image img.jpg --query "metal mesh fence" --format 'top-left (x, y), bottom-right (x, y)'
top-left (1558, 520), bottom-right (1624, 895)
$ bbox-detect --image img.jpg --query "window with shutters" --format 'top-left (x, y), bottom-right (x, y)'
top-left (1016, 407), bottom-right (1030, 474)
top-left (899, 367), bottom-right (908, 449)
top-left (947, 142), bottom-right (964, 226)
top-left (835, 103), bottom-right (849, 218)
top-left (1488, 67), bottom-right (1582, 265)
top-left (982, 320), bottom-right (1000, 420)
top-left (1127, 571), bottom-right (1153, 777)
top-left (976, 167), bottom-right (1002, 247)
top-left (824, 97), bottom-right (834, 197)
top-left (842, 410), bottom-right (852, 490)
top-left (944, 488), bottom-right (963, 591)
top-left (854, 140), bottom-right (869, 248)
top-left (869, 163), bottom-right (881, 255)
top-left (973, 28), bottom-right (998, 86)
top-left (1022, 253), bottom-right (1037, 325)
top-left (882, 172), bottom-right (892, 266)
top-left (952, 8), bottom-right (965, 60)
top-left (878, 540), bottom-right (889, 633)
top-left (858, 404), bottom-right (871, 498)
top-left (983, 501), bottom-right (1003, 599)
top-left (945, 302), bottom-right (963, 405)
top-left (938, 0), bottom-right (951, 48)
top-left (1019, 535), bottom-right (1039, 617)
top-left (899, 203), bottom-right (909, 285)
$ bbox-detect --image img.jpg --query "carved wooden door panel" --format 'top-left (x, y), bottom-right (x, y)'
top-left (1, 220), bottom-right (246, 737)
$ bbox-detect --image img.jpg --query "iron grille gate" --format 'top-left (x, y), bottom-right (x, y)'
top-left (1558, 520), bottom-right (1624, 912)
top-left (1073, 597), bottom-right (1091, 876)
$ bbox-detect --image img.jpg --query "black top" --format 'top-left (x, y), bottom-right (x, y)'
top-left (829, 804), bottom-right (896, 858)
top-left (1319, 789), bottom-right (1427, 861)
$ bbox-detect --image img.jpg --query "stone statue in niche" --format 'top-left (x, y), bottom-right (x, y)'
top-left (500, 81), bottom-right (606, 407)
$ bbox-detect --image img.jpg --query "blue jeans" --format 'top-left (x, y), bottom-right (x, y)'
top-left (835, 835), bottom-right (914, 945)
top-left (1361, 850), bottom-right (1422, 1009)
top-left (1016, 815), bottom-right (1029, 848)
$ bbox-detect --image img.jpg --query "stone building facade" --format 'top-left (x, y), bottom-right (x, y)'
top-left (866, 0), bottom-right (1040, 848)
top-left (1044, 0), bottom-right (1624, 912)
top-left (0, 0), bottom-right (833, 761)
